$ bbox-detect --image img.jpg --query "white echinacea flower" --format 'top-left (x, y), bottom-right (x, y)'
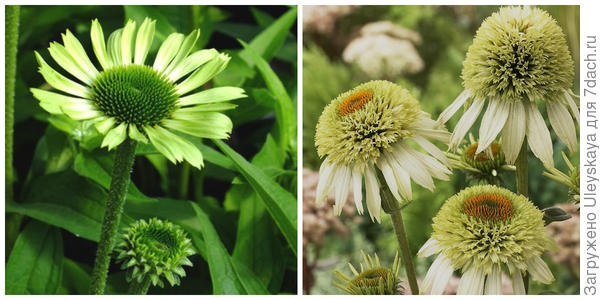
top-left (315, 80), bottom-right (451, 222)
top-left (31, 18), bottom-right (246, 169)
top-left (438, 6), bottom-right (579, 168)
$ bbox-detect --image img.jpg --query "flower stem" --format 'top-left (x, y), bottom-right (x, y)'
top-left (90, 138), bottom-right (138, 294)
top-left (128, 277), bottom-right (152, 295)
top-left (515, 140), bottom-right (529, 293)
top-left (379, 173), bottom-right (419, 295)
top-left (5, 5), bottom-right (21, 257)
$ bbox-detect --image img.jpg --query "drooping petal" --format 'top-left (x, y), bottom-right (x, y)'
top-left (163, 112), bottom-right (232, 139)
top-left (502, 101), bottom-right (526, 164)
top-left (94, 117), bottom-right (116, 135)
top-left (128, 124), bottom-right (148, 144)
top-left (176, 53), bottom-right (230, 96)
top-left (120, 20), bottom-right (137, 65)
top-left (525, 102), bottom-right (554, 168)
top-left (422, 254), bottom-right (453, 295)
top-left (384, 153), bottom-right (412, 201)
top-left (526, 256), bottom-right (554, 284)
top-left (35, 52), bottom-right (90, 98)
top-left (476, 98), bottom-right (510, 153)
top-left (62, 30), bottom-right (99, 79)
top-left (484, 267), bottom-right (502, 295)
top-left (163, 29), bottom-right (200, 77)
top-left (316, 160), bottom-right (336, 205)
top-left (457, 266), bottom-right (485, 295)
top-left (547, 99), bottom-right (578, 153)
top-left (48, 42), bottom-right (94, 85)
top-left (351, 167), bottom-right (364, 214)
top-left (376, 156), bottom-right (402, 202)
top-left (412, 135), bottom-right (450, 166)
top-left (90, 19), bottom-right (112, 70)
top-left (392, 143), bottom-right (435, 191)
top-left (177, 87), bottom-right (247, 106)
top-left (410, 150), bottom-right (452, 181)
top-left (450, 97), bottom-right (486, 150)
top-left (134, 18), bottom-right (156, 65)
top-left (417, 238), bottom-right (440, 257)
top-left (101, 123), bottom-right (127, 150)
top-left (564, 90), bottom-right (580, 124)
top-left (364, 167), bottom-right (381, 223)
top-left (153, 33), bottom-right (184, 74)
top-left (167, 49), bottom-right (218, 82)
top-left (511, 270), bottom-right (526, 295)
top-left (437, 89), bottom-right (471, 125)
top-left (333, 165), bottom-right (351, 216)
top-left (144, 125), bottom-right (204, 169)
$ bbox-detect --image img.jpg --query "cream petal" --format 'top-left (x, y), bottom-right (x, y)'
top-left (501, 101), bottom-right (526, 164)
top-left (484, 267), bottom-right (502, 295)
top-left (386, 155), bottom-right (412, 201)
top-left (429, 254), bottom-right (454, 295)
top-left (564, 90), bottom-right (580, 124)
top-left (392, 143), bottom-right (434, 191)
top-left (547, 100), bottom-right (578, 153)
top-left (364, 167), bottom-right (381, 223)
top-left (316, 160), bottom-right (336, 205)
top-left (376, 157), bottom-right (402, 202)
top-left (417, 238), bottom-right (440, 258)
top-left (457, 267), bottom-right (485, 295)
top-left (411, 150), bottom-right (451, 181)
top-left (333, 165), bottom-right (351, 216)
top-left (526, 256), bottom-right (554, 284)
top-left (450, 98), bottom-right (486, 150)
top-left (476, 98), bottom-right (510, 153)
top-left (351, 167), bottom-right (364, 214)
top-left (437, 89), bottom-right (471, 125)
top-left (511, 270), bottom-right (526, 295)
top-left (412, 135), bottom-right (450, 166)
top-left (525, 102), bottom-right (555, 168)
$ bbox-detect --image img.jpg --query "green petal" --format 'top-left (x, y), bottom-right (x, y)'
top-left (90, 19), bottom-right (112, 70)
top-left (176, 53), bottom-right (230, 95)
top-left (163, 29), bottom-right (199, 77)
top-left (128, 124), bottom-right (148, 143)
top-left (163, 112), bottom-right (232, 139)
top-left (145, 126), bottom-right (204, 169)
top-left (30, 88), bottom-right (90, 107)
top-left (167, 49), bottom-right (218, 82)
top-left (95, 117), bottom-right (116, 134)
top-left (143, 125), bottom-right (178, 163)
top-left (153, 32), bottom-right (184, 74)
top-left (177, 87), bottom-right (246, 106)
top-left (101, 123), bottom-right (127, 150)
top-left (35, 51), bottom-right (90, 98)
top-left (62, 29), bottom-right (99, 79)
top-left (177, 103), bottom-right (237, 112)
top-left (48, 42), bottom-right (94, 85)
top-left (121, 20), bottom-right (137, 65)
top-left (62, 102), bottom-right (102, 120)
top-left (107, 28), bottom-right (123, 66)
top-left (134, 18), bottom-right (156, 65)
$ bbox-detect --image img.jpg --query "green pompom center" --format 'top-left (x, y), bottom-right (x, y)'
top-left (90, 65), bottom-right (178, 126)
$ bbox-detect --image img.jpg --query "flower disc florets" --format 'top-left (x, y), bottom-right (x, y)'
top-left (462, 6), bottom-right (574, 103)
top-left (116, 218), bottom-right (195, 288)
top-left (315, 80), bottom-right (421, 167)
top-left (91, 65), bottom-right (178, 126)
top-left (334, 251), bottom-right (401, 295)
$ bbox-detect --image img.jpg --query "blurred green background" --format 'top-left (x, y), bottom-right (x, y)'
top-left (302, 5), bottom-right (579, 295)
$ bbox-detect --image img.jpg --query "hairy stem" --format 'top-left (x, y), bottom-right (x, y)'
top-left (90, 139), bottom-right (138, 294)
top-left (379, 174), bottom-right (419, 295)
top-left (5, 5), bottom-right (21, 257)
top-left (515, 140), bottom-right (529, 293)
top-left (128, 277), bottom-right (152, 295)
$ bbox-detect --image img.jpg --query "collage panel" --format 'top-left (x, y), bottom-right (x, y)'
top-left (303, 5), bottom-right (580, 295)
top-left (4, 4), bottom-right (297, 295)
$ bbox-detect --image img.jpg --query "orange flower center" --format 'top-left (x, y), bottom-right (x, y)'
top-left (338, 90), bottom-right (373, 116)
top-left (465, 142), bottom-right (501, 161)
top-left (463, 193), bottom-right (513, 221)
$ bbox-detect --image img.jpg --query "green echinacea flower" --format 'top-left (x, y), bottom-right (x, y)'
top-left (437, 6), bottom-right (579, 168)
top-left (31, 18), bottom-right (246, 169)
top-left (418, 185), bottom-right (558, 295)
top-left (333, 251), bottom-right (401, 295)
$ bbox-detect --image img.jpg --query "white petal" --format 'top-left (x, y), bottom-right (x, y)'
top-left (101, 123), bottom-right (127, 150)
top-left (417, 238), bottom-right (440, 258)
top-left (437, 89), bottom-right (471, 125)
top-left (526, 256), bottom-right (554, 284)
top-left (376, 157), bottom-right (402, 202)
top-left (412, 135), bottom-right (450, 166)
top-left (564, 90), bottom-right (580, 124)
top-left (547, 100), bottom-right (578, 153)
top-left (388, 157), bottom-right (412, 201)
top-left (424, 254), bottom-right (453, 295)
top-left (484, 267), bottom-right (502, 295)
top-left (526, 102), bottom-right (554, 168)
top-left (511, 270), bottom-right (526, 295)
top-left (364, 167), bottom-right (381, 223)
top-left (476, 98), bottom-right (509, 153)
top-left (410, 150), bottom-right (451, 181)
top-left (333, 165), bottom-right (351, 216)
top-left (502, 101), bottom-right (526, 164)
top-left (392, 143), bottom-right (434, 191)
top-left (450, 98), bottom-right (486, 150)
top-left (316, 161), bottom-right (336, 205)
top-left (351, 168), bottom-right (364, 214)
top-left (457, 267), bottom-right (485, 295)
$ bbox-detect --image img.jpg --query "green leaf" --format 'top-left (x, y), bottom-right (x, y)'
top-left (190, 202), bottom-right (270, 295)
top-left (60, 259), bottom-right (91, 295)
top-left (6, 221), bottom-right (63, 295)
top-left (212, 139), bottom-right (297, 256)
top-left (239, 40), bottom-right (296, 153)
top-left (8, 170), bottom-right (133, 242)
top-left (239, 6), bottom-right (297, 65)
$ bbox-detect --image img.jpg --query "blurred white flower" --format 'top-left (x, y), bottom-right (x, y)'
top-left (343, 21), bottom-right (424, 79)
top-left (303, 5), bottom-right (357, 34)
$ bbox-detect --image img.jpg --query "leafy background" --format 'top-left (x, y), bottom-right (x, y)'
top-left (302, 5), bottom-right (580, 295)
top-left (6, 5), bottom-right (297, 295)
